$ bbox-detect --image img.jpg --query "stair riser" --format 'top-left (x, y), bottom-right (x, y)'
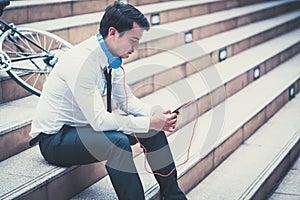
top-left (51, 0), bottom-right (298, 46)
top-left (211, 19), bottom-right (300, 69)
top-left (1, 0), bottom-right (114, 25)
top-left (0, 76), bottom-right (33, 104)
top-left (13, 163), bottom-right (107, 200)
top-left (130, 35), bottom-right (300, 101)
top-left (174, 73), bottom-right (298, 136)
top-left (170, 47), bottom-right (300, 131)
top-left (128, 0), bottom-right (169, 6)
top-left (171, 129), bottom-right (245, 199)
top-left (2, 0), bottom-right (242, 29)
top-left (0, 124), bottom-right (31, 161)
top-left (247, 137), bottom-right (300, 199)
top-left (5, 0), bottom-right (266, 26)
top-left (128, 2), bottom-right (300, 65)
top-left (265, 42), bottom-right (300, 74)
top-left (228, 42), bottom-right (300, 99)
top-left (228, 17), bottom-right (300, 61)
top-left (244, 90), bottom-right (291, 141)
top-left (177, 79), bottom-right (300, 195)
top-left (143, 0), bottom-right (257, 26)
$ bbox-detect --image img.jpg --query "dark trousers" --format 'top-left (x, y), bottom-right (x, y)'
top-left (38, 125), bottom-right (187, 200)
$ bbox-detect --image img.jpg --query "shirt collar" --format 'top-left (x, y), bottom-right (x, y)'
top-left (94, 35), bottom-right (109, 70)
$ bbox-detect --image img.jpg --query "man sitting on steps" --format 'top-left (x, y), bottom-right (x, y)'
top-left (29, 1), bottom-right (187, 199)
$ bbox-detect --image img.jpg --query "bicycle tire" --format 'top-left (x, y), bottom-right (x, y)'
top-left (0, 26), bottom-right (72, 96)
top-left (0, 51), bottom-right (11, 71)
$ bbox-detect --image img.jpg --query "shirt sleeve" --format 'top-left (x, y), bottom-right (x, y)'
top-left (64, 55), bottom-right (150, 133)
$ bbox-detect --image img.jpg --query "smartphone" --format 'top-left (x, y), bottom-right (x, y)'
top-left (172, 100), bottom-right (193, 113)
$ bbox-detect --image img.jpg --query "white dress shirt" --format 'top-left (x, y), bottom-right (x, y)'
top-left (29, 35), bottom-right (152, 138)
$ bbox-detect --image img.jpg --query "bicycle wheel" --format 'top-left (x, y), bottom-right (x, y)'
top-left (0, 26), bottom-right (72, 96)
top-left (0, 51), bottom-right (11, 71)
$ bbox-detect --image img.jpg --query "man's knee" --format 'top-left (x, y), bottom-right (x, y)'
top-left (105, 132), bottom-right (138, 173)
top-left (105, 132), bottom-right (132, 159)
top-left (110, 132), bottom-right (131, 149)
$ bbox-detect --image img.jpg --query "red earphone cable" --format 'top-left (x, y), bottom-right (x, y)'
top-left (120, 66), bottom-right (200, 177)
top-left (120, 66), bottom-right (129, 112)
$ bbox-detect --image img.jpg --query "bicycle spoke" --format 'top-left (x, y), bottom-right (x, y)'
top-left (16, 33), bottom-right (35, 54)
top-left (36, 33), bottom-right (42, 47)
top-left (30, 32), bottom-right (48, 54)
top-left (17, 32), bottom-right (36, 54)
top-left (28, 32), bottom-right (40, 48)
top-left (5, 47), bottom-right (42, 70)
top-left (32, 73), bottom-right (40, 89)
top-left (58, 42), bottom-right (62, 49)
top-left (24, 38), bottom-right (35, 54)
top-left (3, 37), bottom-right (31, 57)
top-left (7, 33), bottom-right (38, 59)
top-left (23, 72), bottom-right (35, 83)
top-left (47, 39), bottom-right (54, 52)
top-left (3, 42), bottom-right (20, 56)
top-left (43, 35), bottom-right (47, 51)
top-left (16, 33), bottom-right (46, 70)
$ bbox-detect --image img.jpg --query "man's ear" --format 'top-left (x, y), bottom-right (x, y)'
top-left (107, 27), bottom-right (118, 38)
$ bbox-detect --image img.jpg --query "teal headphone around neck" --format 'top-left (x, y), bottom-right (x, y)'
top-left (97, 33), bottom-right (122, 69)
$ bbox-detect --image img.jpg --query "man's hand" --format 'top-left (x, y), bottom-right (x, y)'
top-left (149, 109), bottom-right (178, 132)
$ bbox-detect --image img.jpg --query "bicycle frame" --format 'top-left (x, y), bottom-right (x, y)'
top-left (0, 19), bottom-right (54, 66)
top-left (0, 1), bottom-right (72, 96)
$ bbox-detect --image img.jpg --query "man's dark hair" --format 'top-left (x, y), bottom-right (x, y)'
top-left (99, 1), bottom-right (150, 38)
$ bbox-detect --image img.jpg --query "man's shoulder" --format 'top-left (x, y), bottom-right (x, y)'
top-left (75, 35), bottom-right (98, 51)
top-left (60, 36), bottom-right (98, 62)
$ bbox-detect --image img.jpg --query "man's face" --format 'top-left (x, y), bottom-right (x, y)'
top-left (106, 22), bottom-right (144, 59)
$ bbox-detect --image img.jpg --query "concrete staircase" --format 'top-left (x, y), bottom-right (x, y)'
top-left (0, 0), bottom-right (299, 199)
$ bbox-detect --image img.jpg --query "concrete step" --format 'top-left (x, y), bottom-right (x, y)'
top-left (1, 0), bottom-right (265, 27)
top-left (0, 145), bottom-right (108, 200)
top-left (9, 1), bottom-right (300, 103)
top-left (0, 0), bottom-right (259, 104)
top-left (1, 34), bottom-right (300, 198)
top-left (2, 1), bottom-right (297, 102)
top-left (25, 0), bottom-right (299, 45)
top-left (0, 49), bottom-right (300, 199)
top-left (71, 53), bottom-right (300, 199)
top-left (0, 95), bottom-right (38, 161)
top-left (0, 0), bottom-right (171, 25)
top-left (187, 94), bottom-right (300, 200)
top-left (269, 155), bottom-right (300, 199)
top-left (0, 1), bottom-right (299, 198)
top-left (2, 14), bottom-right (300, 162)
top-left (140, 27), bottom-right (300, 127)
top-left (1, 1), bottom-right (299, 104)
top-left (1, 0), bottom-right (234, 34)
top-left (1, 10), bottom-right (300, 159)
top-left (1, 42), bottom-right (299, 200)
top-left (125, 17), bottom-right (300, 101)
top-left (0, 0), bottom-right (113, 25)
top-left (137, 0), bottom-right (264, 26)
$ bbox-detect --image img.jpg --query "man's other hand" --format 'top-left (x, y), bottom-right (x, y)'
top-left (149, 110), bottom-right (178, 132)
